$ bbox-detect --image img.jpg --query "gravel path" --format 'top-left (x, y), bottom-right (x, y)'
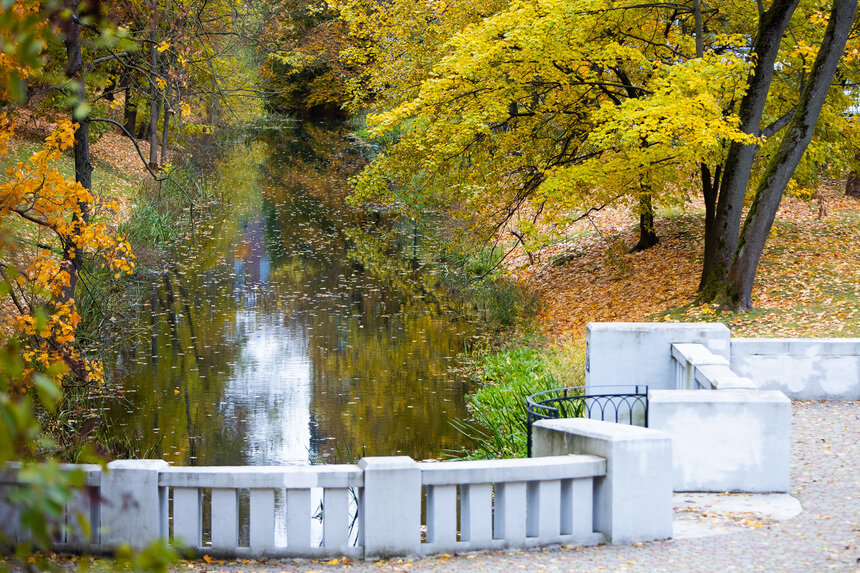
top-left (189, 401), bottom-right (859, 573)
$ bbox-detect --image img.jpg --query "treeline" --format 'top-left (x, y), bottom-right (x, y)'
top-left (0, 0), bottom-right (277, 394)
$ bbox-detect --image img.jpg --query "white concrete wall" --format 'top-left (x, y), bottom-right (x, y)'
top-left (586, 323), bottom-right (731, 391)
top-left (532, 418), bottom-right (674, 544)
top-left (648, 389), bottom-right (791, 493)
top-left (731, 338), bottom-right (860, 400)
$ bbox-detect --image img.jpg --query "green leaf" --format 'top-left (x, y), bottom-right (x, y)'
top-left (73, 101), bottom-right (92, 121)
top-left (33, 374), bottom-right (61, 413)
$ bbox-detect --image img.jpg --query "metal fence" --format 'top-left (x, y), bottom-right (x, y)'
top-left (526, 385), bottom-right (649, 457)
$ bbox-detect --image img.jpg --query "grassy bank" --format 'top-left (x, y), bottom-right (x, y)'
top-left (454, 335), bottom-right (585, 459)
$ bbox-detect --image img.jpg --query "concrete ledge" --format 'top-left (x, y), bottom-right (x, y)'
top-left (731, 338), bottom-right (860, 399)
top-left (533, 418), bottom-right (673, 544)
top-left (648, 390), bottom-right (790, 492)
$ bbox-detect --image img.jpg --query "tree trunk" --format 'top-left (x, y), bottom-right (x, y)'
top-left (631, 188), bottom-right (659, 252)
top-left (121, 71), bottom-right (138, 136)
top-left (722, 0), bottom-right (857, 310)
top-left (62, 0), bottom-right (92, 304)
top-left (692, 0), bottom-right (704, 58)
top-left (160, 81), bottom-right (171, 163)
top-left (698, 0), bottom-right (800, 300)
top-left (698, 163), bottom-right (720, 290)
top-left (846, 167), bottom-right (860, 197)
top-left (148, 0), bottom-right (160, 169)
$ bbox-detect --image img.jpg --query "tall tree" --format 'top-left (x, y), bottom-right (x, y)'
top-left (698, 0), bottom-right (801, 299)
top-left (61, 0), bottom-right (93, 301)
top-left (722, 0), bottom-right (858, 308)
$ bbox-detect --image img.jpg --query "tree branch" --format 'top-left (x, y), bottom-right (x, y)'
top-left (761, 106), bottom-right (797, 139)
top-left (88, 117), bottom-right (192, 202)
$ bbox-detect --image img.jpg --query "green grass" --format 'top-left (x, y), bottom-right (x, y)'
top-left (453, 336), bottom-right (585, 459)
top-left (119, 200), bottom-right (177, 245)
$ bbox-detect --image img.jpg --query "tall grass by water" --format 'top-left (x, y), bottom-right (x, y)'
top-left (454, 337), bottom-right (585, 459)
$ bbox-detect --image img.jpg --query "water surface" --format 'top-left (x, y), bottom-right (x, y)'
top-left (110, 123), bottom-right (480, 466)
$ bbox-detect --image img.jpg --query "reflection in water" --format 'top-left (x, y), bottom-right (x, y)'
top-left (222, 311), bottom-right (311, 464)
top-left (110, 122), bottom-right (480, 466)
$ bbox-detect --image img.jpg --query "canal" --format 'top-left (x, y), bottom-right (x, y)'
top-left (108, 121), bottom-right (482, 466)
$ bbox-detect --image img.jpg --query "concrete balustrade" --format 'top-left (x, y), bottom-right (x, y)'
top-left (161, 463), bottom-right (364, 559)
top-left (418, 456), bottom-right (606, 554)
top-left (532, 418), bottom-right (674, 544)
top-left (591, 322), bottom-right (858, 400)
top-left (0, 454), bottom-right (616, 560)
top-left (0, 463), bottom-right (102, 551)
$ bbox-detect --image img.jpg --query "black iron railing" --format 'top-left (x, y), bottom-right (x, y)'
top-left (526, 385), bottom-right (649, 457)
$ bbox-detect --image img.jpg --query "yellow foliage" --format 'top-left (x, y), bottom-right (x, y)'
top-left (0, 117), bottom-right (134, 391)
top-left (346, 0), bottom-right (860, 247)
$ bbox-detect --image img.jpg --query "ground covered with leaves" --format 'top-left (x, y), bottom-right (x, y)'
top-left (509, 182), bottom-right (860, 340)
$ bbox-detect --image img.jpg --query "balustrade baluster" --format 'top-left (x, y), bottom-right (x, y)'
top-left (211, 488), bottom-right (238, 549)
top-left (173, 487), bottom-right (202, 548)
top-left (285, 489), bottom-right (311, 548)
top-left (322, 488), bottom-right (350, 549)
top-left (529, 480), bottom-right (561, 540)
top-left (493, 481), bottom-right (526, 543)
top-left (425, 484), bottom-right (457, 546)
top-left (460, 483), bottom-right (492, 544)
top-left (249, 489), bottom-right (275, 550)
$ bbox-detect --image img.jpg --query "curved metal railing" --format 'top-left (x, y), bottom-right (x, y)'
top-left (526, 385), bottom-right (649, 457)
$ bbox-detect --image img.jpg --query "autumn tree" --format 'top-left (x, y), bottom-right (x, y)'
top-left (699, 0), bottom-right (858, 308)
top-left (1, 2), bottom-right (134, 390)
top-left (332, 0), bottom-right (511, 112)
top-left (349, 0), bottom-right (752, 255)
top-left (346, 0), bottom-right (860, 309)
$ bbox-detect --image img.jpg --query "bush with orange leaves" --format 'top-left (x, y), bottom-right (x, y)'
top-left (0, 113), bottom-right (135, 392)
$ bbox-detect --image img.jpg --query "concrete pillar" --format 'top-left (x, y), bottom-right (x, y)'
top-left (648, 389), bottom-right (790, 492)
top-left (358, 457), bottom-right (420, 559)
top-left (101, 459), bottom-right (168, 550)
top-left (533, 418), bottom-right (673, 544)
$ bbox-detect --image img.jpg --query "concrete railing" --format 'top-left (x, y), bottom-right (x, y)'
top-left (418, 456), bottom-right (605, 555)
top-left (671, 343), bottom-right (755, 390)
top-left (0, 452), bottom-right (624, 560)
top-left (0, 463), bottom-right (102, 553)
top-left (587, 322), bottom-right (858, 400)
top-left (585, 323), bottom-right (830, 493)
